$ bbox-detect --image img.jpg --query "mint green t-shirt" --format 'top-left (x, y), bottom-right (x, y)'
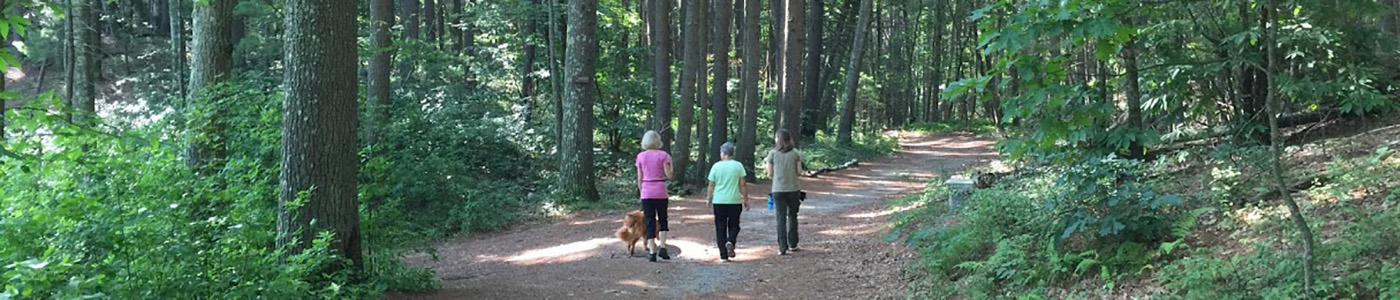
top-left (707, 160), bottom-right (748, 204)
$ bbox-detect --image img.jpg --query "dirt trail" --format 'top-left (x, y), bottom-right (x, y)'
top-left (390, 132), bottom-right (997, 300)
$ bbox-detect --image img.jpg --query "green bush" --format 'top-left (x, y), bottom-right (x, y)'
top-left (1052, 156), bottom-right (1183, 244)
top-left (897, 162), bottom-right (1191, 298)
top-left (0, 78), bottom-right (443, 297)
top-left (0, 98), bottom-right (367, 298)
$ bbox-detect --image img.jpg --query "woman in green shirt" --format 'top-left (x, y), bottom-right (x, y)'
top-left (706, 142), bottom-right (749, 262)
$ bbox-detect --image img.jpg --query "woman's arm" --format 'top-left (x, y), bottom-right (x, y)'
top-left (637, 166), bottom-right (644, 186)
top-left (740, 179), bottom-right (749, 210)
top-left (796, 156), bottom-right (805, 177)
top-left (664, 161), bottom-right (674, 179)
top-left (706, 181), bottom-right (716, 207)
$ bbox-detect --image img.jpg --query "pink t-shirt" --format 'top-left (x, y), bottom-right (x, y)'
top-left (635, 150), bottom-right (672, 199)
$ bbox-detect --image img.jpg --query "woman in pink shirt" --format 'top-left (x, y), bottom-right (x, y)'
top-left (636, 130), bottom-right (674, 262)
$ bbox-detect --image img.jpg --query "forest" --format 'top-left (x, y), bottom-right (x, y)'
top-left (0, 0), bottom-right (1397, 298)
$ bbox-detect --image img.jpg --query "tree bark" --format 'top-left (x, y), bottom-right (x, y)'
top-left (424, 0), bottom-right (438, 45)
top-left (547, 0), bottom-right (564, 146)
top-left (769, 0), bottom-right (782, 130)
top-left (837, 0), bottom-right (872, 145)
top-left (399, 0), bottom-right (420, 79)
top-left (651, 0), bottom-right (674, 151)
top-left (64, 0), bottom-right (75, 113)
top-left (167, 0), bottom-right (186, 101)
top-left (368, 0), bottom-right (394, 145)
top-left (72, 0), bottom-right (98, 119)
top-left (711, 0), bottom-right (732, 165)
top-left (799, 0), bottom-right (821, 139)
top-left (695, 0), bottom-right (709, 173)
top-left (520, 0), bottom-right (540, 125)
top-left (559, 0), bottom-right (601, 202)
top-left (927, 0), bottom-right (944, 122)
top-left (781, 0), bottom-right (806, 144)
top-left (277, 0), bottom-right (363, 271)
top-left (186, 0), bottom-right (235, 174)
top-left (1123, 36), bottom-right (1145, 159)
top-left (402, 0), bottom-right (420, 39)
top-left (450, 0), bottom-right (464, 50)
top-left (674, 0), bottom-right (701, 188)
top-left (737, 0), bottom-right (760, 181)
top-left (1263, 0), bottom-right (1315, 293)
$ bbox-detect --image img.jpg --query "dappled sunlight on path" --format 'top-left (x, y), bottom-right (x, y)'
top-left (389, 132), bottom-right (998, 299)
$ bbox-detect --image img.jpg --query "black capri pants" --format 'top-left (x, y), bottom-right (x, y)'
top-left (641, 198), bottom-right (669, 239)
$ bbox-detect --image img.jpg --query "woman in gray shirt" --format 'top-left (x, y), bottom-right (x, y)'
top-left (766, 130), bottom-right (804, 255)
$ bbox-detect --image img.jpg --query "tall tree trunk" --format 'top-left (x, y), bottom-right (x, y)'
top-left (520, 0), bottom-right (540, 126)
top-left (769, 0), bottom-right (783, 129)
top-left (186, 0), bottom-right (235, 174)
top-left (166, 0), bottom-right (185, 100)
top-left (675, 0), bottom-right (701, 188)
top-left (368, 0), bottom-right (394, 145)
top-left (546, 0), bottom-right (564, 146)
top-left (819, 0), bottom-right (856, 132)
top-left (837, 0), bottom-right (872, 145)
top-left (651, 0), bottom-right (674, 151)
top-left (63, 0), bottom-right (73, 118)
top-left (695, 0), bottom-right (709, 173)
top-left (1122, 36), bottom-right (1145, 159)
top-left (781, 0), bottom-right (806, 144)
top-left (927, 0), bottom-right (944, 122)
top-left (399, 0), bottom-right (420, 79)
top-left (799, 0), bottom-right (821, 139)
top-left (1263, 0), bottom-right (1315, 293)
top-left (450, 0), bottom-right (463, 50)
top-left (277, 0), bottom-right (362, 271)
top-left (72, 0), bottom-right (98, 119)
top-left (402, 0), bottom-right (421, 39)
top-left (424, 0), bottom-right (437, 46)
top-left (737, 0), bottom-right (760, 181)
top-left (559, 0), bottom-right (601, 202)
top-left (711, 0), bottom-right (732, 164)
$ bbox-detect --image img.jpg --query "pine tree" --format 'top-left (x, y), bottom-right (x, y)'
top-left (277, 0), bottom-right (364, 271)
top-left (558, 0), bottom-right (601, 201)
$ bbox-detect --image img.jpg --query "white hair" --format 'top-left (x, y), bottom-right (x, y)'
top-left (642, 130), bottom-right (663, 150)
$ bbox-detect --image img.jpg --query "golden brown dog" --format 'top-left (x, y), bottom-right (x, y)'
top-left (616, 210), bottom-right (653, 256)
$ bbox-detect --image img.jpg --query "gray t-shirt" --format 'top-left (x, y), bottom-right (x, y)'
top-left (766, 149), bottom-right (802, 192)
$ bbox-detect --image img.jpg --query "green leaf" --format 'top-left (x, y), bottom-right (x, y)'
top-left (1075, 258), bottom-right (1100, 274)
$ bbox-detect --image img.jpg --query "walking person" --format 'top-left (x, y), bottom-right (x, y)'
top-left (636, 130), bottom-right (674, 262)
top-left (766, 130), bottom-right (805, 255)
top-left (706, 142), bottom-right (749, 262)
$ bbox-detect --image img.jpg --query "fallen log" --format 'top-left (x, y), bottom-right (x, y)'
top-left (806, 160), bottom-right (860, 177)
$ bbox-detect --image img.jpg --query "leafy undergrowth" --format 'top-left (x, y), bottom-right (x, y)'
top-left (800, 130), bottom-right (900, 171)
top-left (892, 125), bottom-right (1400, 299)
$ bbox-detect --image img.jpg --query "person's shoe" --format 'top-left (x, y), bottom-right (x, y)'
top-left (790, 246), bottom-right (801, 252)
top-left (649, 252), bottom-right (658, 262)
top-left (778, 250), bottom-right (788, 256)
top-left (726, 242), bottom-right (736, 258)
top-left (658, 248), bottom-right (672, 260)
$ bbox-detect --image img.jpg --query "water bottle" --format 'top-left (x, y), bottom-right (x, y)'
top-left (767, 194), bottom-right (774, 210)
